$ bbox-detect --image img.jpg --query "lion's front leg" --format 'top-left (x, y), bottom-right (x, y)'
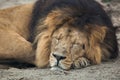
top-left (34, 34), bottom-right (51, 68)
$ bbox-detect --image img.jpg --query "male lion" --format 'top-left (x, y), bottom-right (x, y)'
top-left (0, 0), bottom-right (118, 70)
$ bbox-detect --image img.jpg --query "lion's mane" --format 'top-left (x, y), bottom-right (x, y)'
top-left (30, 0), bottom-right (118, 61)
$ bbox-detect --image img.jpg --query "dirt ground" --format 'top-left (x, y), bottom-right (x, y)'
top-left (0, 0), bottom-right (120, 80)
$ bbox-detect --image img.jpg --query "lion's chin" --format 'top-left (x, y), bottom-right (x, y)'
top-left (50, 66), bottom-right (63, 71)
top-left (50, 65), bottom-right (71, 71)
top-left (50, 59), bottom-right (71, 70)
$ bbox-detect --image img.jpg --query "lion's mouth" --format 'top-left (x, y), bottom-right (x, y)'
top-left (50, 61), bottom-right (72, 70)
top-left (50, 62), bottom-right (66, 71)
top-left (50, 64), bottom-right (73, 71)
top-left (50, 65), bottom-right (63, 71)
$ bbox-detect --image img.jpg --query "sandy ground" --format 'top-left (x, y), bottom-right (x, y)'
top-left (0, 0), bottom-right (120, 80)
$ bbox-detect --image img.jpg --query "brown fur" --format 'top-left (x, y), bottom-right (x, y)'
top-left (0, 4), bottom-right (34, 64)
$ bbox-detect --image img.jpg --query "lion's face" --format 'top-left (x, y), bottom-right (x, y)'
top-left (50, 25), bottom-right (88, 70)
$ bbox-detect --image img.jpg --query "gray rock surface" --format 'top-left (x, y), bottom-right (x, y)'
top-left (0, 0), bottom-right (120, 80)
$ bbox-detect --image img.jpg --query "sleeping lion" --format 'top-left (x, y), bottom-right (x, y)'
top-left (0, 0), bottom-right (118, 70)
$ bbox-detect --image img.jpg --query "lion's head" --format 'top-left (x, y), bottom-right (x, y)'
top-left (50, 25), bottom-right (89, 70)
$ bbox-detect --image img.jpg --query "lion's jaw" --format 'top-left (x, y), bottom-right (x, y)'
top-left (49, 26), bottom-right (88, 70)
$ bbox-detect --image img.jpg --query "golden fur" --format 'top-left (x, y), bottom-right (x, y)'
top-left (0, 4), bottom-right (34, 63)
top-left (0, 0), bottom-right (118, 70)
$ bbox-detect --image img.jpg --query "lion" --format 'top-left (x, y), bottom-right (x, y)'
top-left (0, 0), bottom-right (118, 70)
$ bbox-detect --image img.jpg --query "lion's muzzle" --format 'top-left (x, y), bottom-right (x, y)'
top-left (52, 53), bottom-right (66, 66)
top-left (50, 52), bottom-right (72, 70)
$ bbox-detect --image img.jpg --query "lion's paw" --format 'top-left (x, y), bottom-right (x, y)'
top-left (73, 57), bottom-right (90, 69)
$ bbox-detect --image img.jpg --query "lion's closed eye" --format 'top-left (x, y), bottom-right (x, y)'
top-left (52, 38), bottom-right (59, 45)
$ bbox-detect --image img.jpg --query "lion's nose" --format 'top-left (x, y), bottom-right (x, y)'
top-left (53, 54), bottom-right (66, 61)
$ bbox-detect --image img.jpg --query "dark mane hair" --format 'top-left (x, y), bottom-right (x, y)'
top-left (28, 0), bottom-right (114, 42)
